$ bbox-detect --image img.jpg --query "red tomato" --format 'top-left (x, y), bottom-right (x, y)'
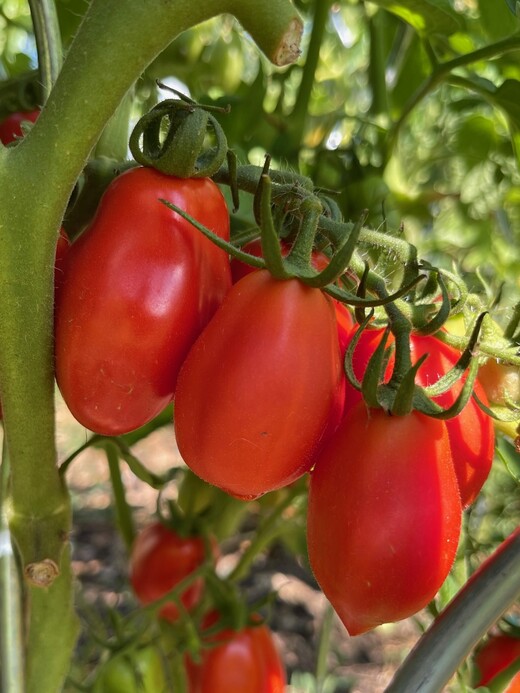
top-left (174, 269), bottom-right (344, 499)
top-left (55, 167), bottom-right (231, 435)
top-left (129, 522), bottom-right (213, 623)
top-left (187, 615), bottom-right (286, 693)
top-left (410, 334), bottom-right (495, 507)
top-left (307, 404), bottom-right (461, 635)
top-left (474, 634), bottom-right (520, 689)
top-left (0, 109), bottom-right (39, 144)
top-left (342, 327), bottom-right (395, 414)
top-left (230, 239), bottom-right (352, 439)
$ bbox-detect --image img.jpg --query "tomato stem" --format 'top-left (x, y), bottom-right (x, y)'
top-left (105, 442), bottom-right (136, 552)
top-left (386, 529), bottom-right (520, 693)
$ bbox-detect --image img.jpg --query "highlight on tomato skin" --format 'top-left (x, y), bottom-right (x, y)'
top-left (174, 269), bottom-right (344, 500)
top-left (307, 403), bottom-right (462, 636)
top-left (186, 612), bottom-right (286, 693)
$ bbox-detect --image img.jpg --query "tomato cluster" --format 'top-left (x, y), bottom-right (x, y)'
top-left (306, 325), bottom-right (495, 634)
top-left (55, 165), bottom-right (497, 639)
top-left (127, 522), bottom-right (286, 692)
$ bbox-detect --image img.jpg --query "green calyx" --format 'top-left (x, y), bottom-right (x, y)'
top-left (129, 93), bottom-right (229, 178)
top-left (345, 310), bottom-right (488, 418)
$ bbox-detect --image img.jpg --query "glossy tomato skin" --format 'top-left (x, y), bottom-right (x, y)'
top-left (129, 522), bottom-right (213, 623)
top-left (307, 404), bottom-right (461, 635)
top-left (474, 634), bottom-right (520, 689)
top-left (187, 617), bottom-right (286, 693)
top-left (93, 646), bottom-right (167, 693)
top-left (410, 334), bottom-right (495, 507)
top-left (174, 269), bottom-right (344, 499)
top-left (55, 167), bottom-right (231, 435)
top-left (0, 110), bottom-right (39, 144)
top-left (230, 239), bottom-right (352, 446)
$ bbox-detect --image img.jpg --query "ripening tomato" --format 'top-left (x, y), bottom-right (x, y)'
top-left (0, 109), bottom-right (39, 144)
top-left (93, 646), bottom-right (168, 692)
top-left (474, 634), bottom-right (520, 689)
top-left (129, 522), bottom-right (215, 623)
top-left (55, 167), bottom-right (231, 435)
top-left (410, 334), bottom-right (495, 507)
top-left (187, 615), bottom-right (286, 693)
top-left (478, 359), bottom-right (520, 407)
top-left (307, 404), bottom-right (461, 635)
top-left (174, 269), bottom-right (344, 499)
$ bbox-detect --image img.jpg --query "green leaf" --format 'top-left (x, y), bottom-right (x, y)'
top-left (492, 79), bottom-right (520, 163)
top-left (493, 79), bottom-right (520, 126)
top-left (478, 0), bottom-right (520, 39)
top-left (368, 0), bottom-right (463, 36)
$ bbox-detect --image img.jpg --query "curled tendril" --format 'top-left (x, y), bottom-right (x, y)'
top-left (129, 98), bottom-right (228, 178)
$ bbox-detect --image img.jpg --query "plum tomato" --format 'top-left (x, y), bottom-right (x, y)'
top-left (307, 403), bottom-right (461, 635)
top-left (129, 522), bottom-right (214, 623)
top-left (186, 614), bottom-right (286, 693)
top-left (55, 167), bottom-right (231, 435)
top-left (174, 269), bottom-right (344, 499)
